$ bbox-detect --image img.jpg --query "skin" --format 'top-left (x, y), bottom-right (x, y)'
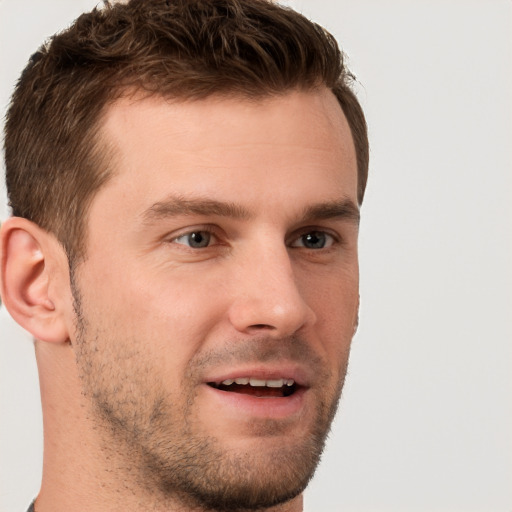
top-left (0, 87), bottom-right (360, 512)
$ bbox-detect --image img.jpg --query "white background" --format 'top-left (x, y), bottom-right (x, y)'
top-left (1, 1), bottom-right (511, 511)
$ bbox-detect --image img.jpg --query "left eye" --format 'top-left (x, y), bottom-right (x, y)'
top-left (290, 231), bottom-right (334, 249)
top-left (173, 231), bottom-right (214, 248)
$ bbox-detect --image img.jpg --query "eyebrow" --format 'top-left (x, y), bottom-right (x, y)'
top-left (142, 196), bottom-right (252, 222)
top-left (299, 199), bottom-right (360, 225)
top-left (142, 195), bottom-right (359, 225)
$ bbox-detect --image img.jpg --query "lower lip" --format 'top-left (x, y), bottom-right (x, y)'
top-left (202, 384), bottom-right (308, 420)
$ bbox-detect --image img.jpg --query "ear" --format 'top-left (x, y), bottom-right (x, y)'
top-left (0, 217), bottom-right (71, 343)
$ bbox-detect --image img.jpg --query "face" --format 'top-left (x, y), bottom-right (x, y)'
top-left (70, 88), bottom-right (360, 511)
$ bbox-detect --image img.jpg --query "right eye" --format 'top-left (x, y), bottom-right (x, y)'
top-left (172, 230), bottom-right (216, 249)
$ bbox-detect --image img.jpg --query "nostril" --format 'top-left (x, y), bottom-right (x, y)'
top-left (228, 292), bottom-right (314, 336)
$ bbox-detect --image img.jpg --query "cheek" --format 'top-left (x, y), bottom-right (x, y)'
top-left (302, 267), bottom-right (359, 354)
top-left (92, 265), bottom-right (231, 360)
top-left (301, 258), bottom-right (359, 314)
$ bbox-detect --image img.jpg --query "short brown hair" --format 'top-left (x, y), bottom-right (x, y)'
top-left (4, 0), bottom-right (369, 263)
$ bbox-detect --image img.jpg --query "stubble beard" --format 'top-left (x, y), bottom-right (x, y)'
top-left (70, 278), bottom-right (349, 512)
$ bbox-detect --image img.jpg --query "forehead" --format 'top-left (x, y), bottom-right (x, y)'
top-left (93, 88), bottom-right (357, 219)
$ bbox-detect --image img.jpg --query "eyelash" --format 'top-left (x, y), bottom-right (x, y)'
top-left (169, 226), bottom-right (340, 251)
top-left (170, 226), bottom-right (220, 248)
top-left (289, 231), bottom-right (337, 249)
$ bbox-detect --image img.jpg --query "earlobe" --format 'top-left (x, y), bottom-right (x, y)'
top-left (352, 294), bottom-right (360, 336)
top-left (353, 312), bottom-right (359, 336)
top-left (0, 217), bottom-right (70, 343)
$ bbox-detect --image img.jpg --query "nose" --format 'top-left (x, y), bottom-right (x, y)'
top-left (227, 243), bottom-right (317, 337)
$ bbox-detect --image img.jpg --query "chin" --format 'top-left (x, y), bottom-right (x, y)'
top-left (153, 428), bottom-right (326, 511)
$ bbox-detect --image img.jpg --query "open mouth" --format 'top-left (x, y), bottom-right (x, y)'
top-left (207, 377), bottom-right (297, 398)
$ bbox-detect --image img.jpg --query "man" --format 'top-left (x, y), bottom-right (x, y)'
top-left (0, 0), bottom-right (368, 511)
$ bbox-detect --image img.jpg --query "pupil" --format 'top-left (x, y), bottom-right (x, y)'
top-left (189, 231), bottom-right (210, 248)
top-left (303, 232), bottom-right (325, 249)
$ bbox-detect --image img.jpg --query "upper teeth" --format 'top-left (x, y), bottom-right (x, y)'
top-left (221, 378), bottom-right (295, 387)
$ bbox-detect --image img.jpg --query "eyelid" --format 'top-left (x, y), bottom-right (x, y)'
top-left (167, 225), bottom-right (222, 247)
top-left (164, 224), bottom-right (342, 250)
top-left (290, 233), bottom-right (335, 249)
top-left (287, 227), bottom-right (340, 248)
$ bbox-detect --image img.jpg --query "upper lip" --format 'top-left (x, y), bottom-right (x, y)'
top-left (204, 364), bottom-right (310, 387)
